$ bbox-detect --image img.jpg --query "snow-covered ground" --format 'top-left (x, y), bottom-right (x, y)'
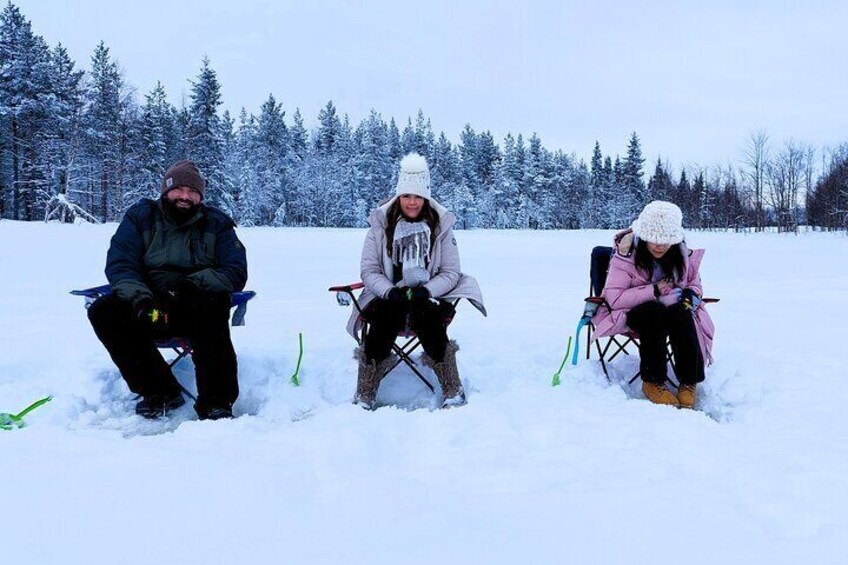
top-left (2, 220), bottom-right (847, 564)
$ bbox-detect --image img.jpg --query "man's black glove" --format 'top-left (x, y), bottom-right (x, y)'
top-left (134, 296), bottom-right (165, 327)
top-left (386, 287), bottom-right (408, 303)
top-left (173, 278), bottom-right (201, 306)
top-left (409, 286), bottom-right (431, 303)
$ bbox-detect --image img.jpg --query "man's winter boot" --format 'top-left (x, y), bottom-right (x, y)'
top-left (677, 384), bottom-right (697, 409)
top-left (353, 346), bottom-right (395, 410)
top-left (135, 390), bottom-right (185, 419)
top-left (422, 340), bottom-right (466, 408)
top-left (198, 406), bottom-right (234, 420)
top-left (641, 380), bottom-right (679, 407)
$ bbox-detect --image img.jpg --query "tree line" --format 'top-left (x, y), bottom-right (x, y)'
top-left (1, 3), bottom-right (845, 232)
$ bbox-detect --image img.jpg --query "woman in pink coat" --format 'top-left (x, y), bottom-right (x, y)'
top-left (591, 201), bottom-right (715, 408)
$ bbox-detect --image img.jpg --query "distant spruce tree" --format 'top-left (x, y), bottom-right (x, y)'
top-left (187, 56), bottom-right (232, 214)
top-left (42, 43), bottom-right (88, 222)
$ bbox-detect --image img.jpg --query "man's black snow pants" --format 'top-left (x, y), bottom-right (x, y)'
top-left (87, 292), bottom-right (238, 413)
top-left (625, 300), bottom-right (704, 386)
top-left (362, 298), bottom-right (455, 363)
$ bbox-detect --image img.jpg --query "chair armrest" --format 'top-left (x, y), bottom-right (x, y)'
top-left (230, 291), bottom-right (256, 326)
top-left (70, 284), bottom-right (113, 308)
top-left (329, 282), bottom-right (365, 310)
top-left (328, 282), bottom-right (365, 293)
top-left (581, 297), bottom-right (605, 319)
top-left (69, 284), bottom-right (113, 300)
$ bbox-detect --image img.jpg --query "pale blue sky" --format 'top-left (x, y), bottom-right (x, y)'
top-left (15, 0), bottom-right (848, 168)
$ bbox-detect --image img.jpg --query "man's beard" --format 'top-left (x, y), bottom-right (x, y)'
top-left (161, 197), bottom-right (200, 224)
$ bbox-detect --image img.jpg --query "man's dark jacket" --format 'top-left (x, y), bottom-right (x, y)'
top-left (105, 199), bottom-right (248, 307)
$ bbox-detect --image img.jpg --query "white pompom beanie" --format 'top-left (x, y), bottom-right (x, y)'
top-left (632, 201), bottom-right (685, 245)
top-left (395, 153), bottom-right (431, 200)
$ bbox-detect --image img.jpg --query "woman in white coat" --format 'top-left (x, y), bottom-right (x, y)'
top-left (351, 153), bottom-right (485, 410)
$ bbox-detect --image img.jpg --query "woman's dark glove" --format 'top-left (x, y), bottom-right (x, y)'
top-left (409, 286), bottom-right (431, 303)
top-left (386, 287), bottom-right (408, 303)
top-left (681, 288), bottom-right (702, 311)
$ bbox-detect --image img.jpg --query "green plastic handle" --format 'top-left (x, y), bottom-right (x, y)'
top-left (16, 396), bottom-right (53, 419)
top-left (290, 333), bottom-right (304, 386)
top-left (0, 396), bottom-right (52, 430)
top-left (552, 336), bottom-right (573, 387)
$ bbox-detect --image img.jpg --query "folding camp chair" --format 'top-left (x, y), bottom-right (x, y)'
top-left (581, 246), bottom-right (718, 386)
top-left (329, 282), bottom-right (460, 394)
top-left (71, 284), bottom-right (256, 398)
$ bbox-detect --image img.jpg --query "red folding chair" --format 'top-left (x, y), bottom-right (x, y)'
top-left (329, 282), bottom-right (460, 394)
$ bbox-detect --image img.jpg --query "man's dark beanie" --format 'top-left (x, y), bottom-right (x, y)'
top-left (162, 160), bottom-right (206, 199)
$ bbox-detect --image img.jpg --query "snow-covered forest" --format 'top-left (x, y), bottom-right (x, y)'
top-left (1, 2), bottom-right (846, 231)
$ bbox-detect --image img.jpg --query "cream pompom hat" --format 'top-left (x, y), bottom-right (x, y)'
top-left (394, 153), bottom-right (431, 199)
top-left (632, 201), bottom-right (685, 244)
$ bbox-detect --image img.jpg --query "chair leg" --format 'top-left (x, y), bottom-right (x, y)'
top-left (595, 340), bottom-right (611, 382)
top-left (607, 336), bottom-right (632, 362)
top-left (666, 343), bottom-right (679, 389)
top-left (167, 346), bottom-right (197, 401)
top-left (168, 346), bottom-right (192, 369)
top-left (627, 340), bottom-right (679, 388)
top-left (389, 342), bottom-right (436, 393)
top-left (398, 336), bottom-right (421, 357)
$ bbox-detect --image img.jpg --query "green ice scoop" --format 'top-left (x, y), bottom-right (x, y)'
top-left (0, 396), bottom-right (52, 430)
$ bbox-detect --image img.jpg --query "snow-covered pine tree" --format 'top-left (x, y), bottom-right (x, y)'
top-left (474, 130), bottom-right (500, 226)
top-left (82, 42), bottom-right (125, 221)
top-left (622, 131), bottom-right (646, 215)
top-left (350, 109), bottom-right (391, 225)
top-left (691, 170), bottom-right (706, 229)
top-left (583, 141), bottom-right (606, 228)
top-left (136, 82), bottom-right (177, 206)
top-left (42, 44), bottom-right (89, 223)
top-left (430, 132), bottom-right (460, 215)
top-left (187, 56), bottom-right (232, 215)
top-left (288, 108), bottom-right (308, 164)
top-left (251, 94), bottom-right (289, 225)
top-left (0, 4), bottom-right (55, 220)
top-left (413, 109), bottom-right (434, 160)
top-left (565, 156), bottom-right (591, 229)
top-left (647, 158), bottom-right (674, 203)
top-left (315, 100), bottom-right (341, 154)
top-left (229, 109), bottom-right (257, 225)
top-left (524, 133), bottom-right (552, 229)
top-left (400, 117), bottom-right (418, 156)
top-left (218, 110), bottom-right (240, 217)
top-left (387, 118), bottom-right (402, 165)
top-left (457, 124), bottom-right (480, 228)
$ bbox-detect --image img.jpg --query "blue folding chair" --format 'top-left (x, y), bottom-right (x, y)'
top-left (71, 285), bottom-right (256, 397)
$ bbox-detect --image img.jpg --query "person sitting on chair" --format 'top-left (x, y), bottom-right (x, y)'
top-left (591, 201), bottom-right (714, 409)
top-left (87, 160), bottom-right (248, 420)
top-left (348, 152), bottom-right (485, 410)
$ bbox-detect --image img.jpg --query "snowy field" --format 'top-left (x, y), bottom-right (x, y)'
top-left (2, 220), bottom-right (847, 564)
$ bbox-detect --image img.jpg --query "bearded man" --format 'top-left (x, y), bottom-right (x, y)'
top-left (87, 160), bottom-right (248, 420)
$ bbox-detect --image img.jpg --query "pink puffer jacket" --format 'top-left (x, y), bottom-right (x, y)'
top-left (590, 229), bottom-right (715, 364)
